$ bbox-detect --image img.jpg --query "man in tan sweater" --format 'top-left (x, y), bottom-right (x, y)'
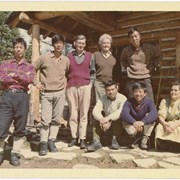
top-left (33, 34), bottom-right (70, 156)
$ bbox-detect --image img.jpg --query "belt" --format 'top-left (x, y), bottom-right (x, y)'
top-left (4, 89), bottom-right (26, 93)
top-left (43, 89), bottom-right (63, 93)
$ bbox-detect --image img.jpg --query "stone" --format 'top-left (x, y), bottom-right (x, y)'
top-left (82, 152), bottom-right (102, 159)
top-left (55, 141), bottom-right (68, 149)
top-left (72, 164), bottom-right (99, 169)
top-left (20, 149), bottom-right (38, 159)
top-left (110, 154), bottom-right (135, 163)
top-left (38, 152), bottom-right (77, 161)
top-left (164, 157), bottom-right (180, 166)
top-left (133, 158), bottom-right (157, 168)
top-left (63, 146), bottom-right (80, 151)
top-left (102, 147), bottom-right (110, 151)
top-left (158, 161), bottom-right (180, 169)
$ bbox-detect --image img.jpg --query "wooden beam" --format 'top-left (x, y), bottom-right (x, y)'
top-left (19, 12), bottom-right (74, 41)
top-left (34, 12), bottom-right (69, 20)
top-left (67, 12), bottom-right (114, 32)
top-left (31, 24), bottom-right (40, 123)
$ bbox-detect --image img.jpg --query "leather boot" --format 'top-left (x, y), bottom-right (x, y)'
top-left (39, 141), bottom-right (48, 156)
top-left (48, 139), bottom-right (58, 152)
top-left (80, 139), bottom-right (86, 149)
top-left (10, 153), bottom-right (20, 166)
top-left (68, 138), bottom-right (78, 147)
top-left (86, 139), bottom-right (102, 152)
top-left (111, 136), bottom-right (120, 150)
top-left (0, 154), bottom-right (3, 165)
top-left (140, 136), bottom-right (149, 150)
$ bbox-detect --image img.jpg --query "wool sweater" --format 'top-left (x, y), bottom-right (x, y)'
top-left (33, 52), bottom-right (70, 91)
top-left (67, 51), bottom-right (92, 87)
top-left (94, 51), bottom-right (117, 83)
top-left (121, 96), bottom-right (158, 124)
top-left (120, 43), bottom-right (162, 79)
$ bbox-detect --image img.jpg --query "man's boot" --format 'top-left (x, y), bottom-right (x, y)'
top-left (111, 136), bottom-right (120, 150)
top-left (80, 139), bottom-right (86, 149)
top-left (68, 138), bottom-right (78, 147)
top-left (48, 139), bottom-right (58, 152)
top-left (10, 153), bottom-right (20, 166)
top-left (0, 153), bottom-right (4, 165)
top-left (140, 135), bottom-right (149, 150)
top-left (86, 138), bottom-right (102, 152)
top-left (39, 141), bottom-right (48, 156)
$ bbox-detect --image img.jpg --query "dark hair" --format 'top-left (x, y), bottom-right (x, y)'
top-left (128, 27), bottom-right (140, 37)
top-left (74, 34), bottom-right (86, 41)
top-left (52, 34), bottom-right (65, 45)
top-left (104, 80), bottom-right (117, 89)
top-left (171, 81), bottom-right (180, 90)
top-left (132, 82), bottom-right (147, 93)
top-left (13, 37), bottom-right (27, 49)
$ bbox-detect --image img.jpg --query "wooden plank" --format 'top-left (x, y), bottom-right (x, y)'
top-left (67, 12), bottom-right (115, 32)
top-left (34, 12), bottom-right (70, 20)
top-left (176, 32), bottom-right (180, 80)
top-left (117, 11), bottom-right (164, 23)
top-left (19, 12), bottom-right (75, 41)
top-left (160, 40), bottom-right (176, 49)
top-left (118, 12), bottom-right (180, 27)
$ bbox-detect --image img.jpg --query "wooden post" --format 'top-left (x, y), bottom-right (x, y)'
top-left (176, 33), bottom-right (180, 81)
top-left (30, 24), bottom-right (40, 123)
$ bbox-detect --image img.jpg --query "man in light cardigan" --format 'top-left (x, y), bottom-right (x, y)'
top-left (86, 80), bottom-right (127, 152)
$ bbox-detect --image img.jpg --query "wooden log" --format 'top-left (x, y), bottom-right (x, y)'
top-left (117, 12), bottom-right (180, 27)
top-left (31, 24), bottom-right (40, 122)
top-left (19, 12), bottom-right (75, 41)
top-left (176, 32), bottom-right (180, 80)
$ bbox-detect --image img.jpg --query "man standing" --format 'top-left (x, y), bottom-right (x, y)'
top-left (0, 37), bottom-right (35, 166)
top-left (120, 27), bottom-right (162, 101)
top-left (33, 34), bottom-right (70, 156)
top-left (86, 81), bottom-right (127, 152)
top-left (67, 34), bottom-right (96, 149)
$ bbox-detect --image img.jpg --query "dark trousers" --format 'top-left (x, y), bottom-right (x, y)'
top-left (93, 119), bottom-right (121, 142)
top-left (0, 91), bottom-right (29, 140)
top-left (126, 78), bottom-right (154, 101)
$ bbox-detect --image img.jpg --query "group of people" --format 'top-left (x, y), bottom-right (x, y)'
top-left (0, 26), bottom-right (179, 167)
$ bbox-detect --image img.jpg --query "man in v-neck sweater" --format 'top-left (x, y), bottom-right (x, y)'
top-left (120, 27), bottom-right (162, 101)
top-left (33, 34), bottom-right (70, 156)
top-left (66, 34), bottom-right (96, 149)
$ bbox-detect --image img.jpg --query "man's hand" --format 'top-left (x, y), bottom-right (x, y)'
top-left (102, 121), bottom-right (111, 132)
top-left (133, 121), bottom-right (144, 132)
top-left (35, 82), bottom-right (45, 91)
top-left (100, 117), bottom-right (110, 126)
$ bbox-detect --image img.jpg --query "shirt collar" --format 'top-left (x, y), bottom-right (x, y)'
top-left (107, 94), bottom-right (117, 101)
top-left (101, 50), bottom-right (112, 58)
top-left (11, 57), bottom-right (27, 65)
top-left (50, 51), bottom-right (63, 59)
top-left (72, 50), bottom-right (85, 57)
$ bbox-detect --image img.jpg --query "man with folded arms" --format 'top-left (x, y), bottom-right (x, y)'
top-left (0, 37), bottom-right (35, 166)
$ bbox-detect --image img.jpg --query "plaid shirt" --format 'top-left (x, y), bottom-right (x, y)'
top-left (0, 58), bottom-right (36, 91)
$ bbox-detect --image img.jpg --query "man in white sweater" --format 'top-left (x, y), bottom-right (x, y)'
top-left (86, 80), bottom-right (127, 152)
